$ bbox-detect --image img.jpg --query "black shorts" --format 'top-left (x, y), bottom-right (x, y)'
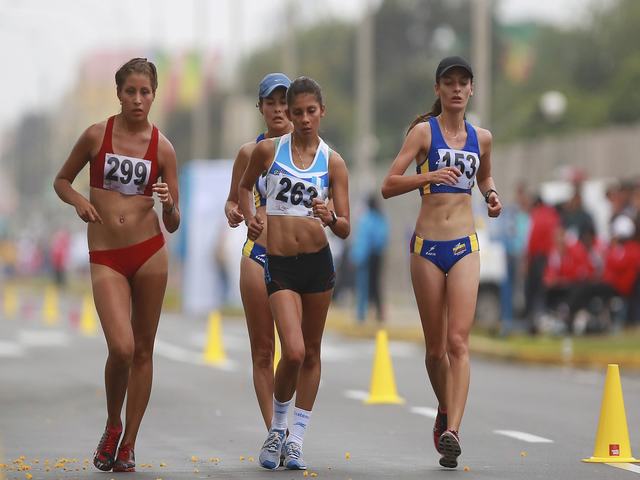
top-left (265, 244), bottom-right (335, 296)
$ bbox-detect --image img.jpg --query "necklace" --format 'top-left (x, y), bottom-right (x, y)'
top-left (292, 137), bottom-right (307, 169)
top-left (439, 116), bottom-right (464, 139)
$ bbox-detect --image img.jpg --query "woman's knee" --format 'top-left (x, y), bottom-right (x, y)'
top-left (302, 344), bottom-right (321, 369)
top-left (447, 333), bottom-right (469, 359)
top-left (282, 343), bottom-right (305, 367)
top-left (133, 338), bottom-right (155, 364)
top-left (425, 344), bottom-right (447, 366)
top-left (108, 342), bottom-right (135, 366)
top-left (252, 343), bottom-right (275, 370)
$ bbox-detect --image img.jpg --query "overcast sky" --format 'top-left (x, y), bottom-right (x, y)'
top-left (0, 0), bottom-right (611, 133)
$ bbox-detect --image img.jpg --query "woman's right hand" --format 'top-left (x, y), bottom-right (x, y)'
top-left (74, 197), bottom-right (103, 224)
top-left (427, 166), bottom-right (461, 186)
top-left (246, 212), bottom-right (264, 240)
top-left (225, 202), bottom-right (244, 228)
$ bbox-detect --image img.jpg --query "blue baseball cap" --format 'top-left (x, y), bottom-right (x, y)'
top-left (258, 72), bottom-right (291, 99)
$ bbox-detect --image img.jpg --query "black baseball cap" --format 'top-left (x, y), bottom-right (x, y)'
top-left (435, 56), bottom-right (473, 81)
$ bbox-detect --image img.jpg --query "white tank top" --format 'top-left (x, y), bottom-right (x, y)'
top-left (265, 133), bottom-right (330, 217)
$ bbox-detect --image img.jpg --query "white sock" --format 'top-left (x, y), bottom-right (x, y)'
top-left (287, 407), bottom-right (312, 446)
top-left (271, 396), bottom-right (292, 431)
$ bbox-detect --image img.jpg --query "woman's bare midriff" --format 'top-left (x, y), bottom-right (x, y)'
top-left (414, 193), bottom-right (476, 240)
top-left (87, 187), bottom-right (161, 250)
top-left (266, 215), bottom-right (327, 256)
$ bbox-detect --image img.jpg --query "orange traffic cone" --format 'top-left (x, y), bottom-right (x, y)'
top-left (583, 364), bottom-right (638, 463)
top-left (364, 330), bottom-right (405, 405)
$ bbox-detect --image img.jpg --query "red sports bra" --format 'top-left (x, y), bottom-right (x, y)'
top-left (90, 116), bottom-right (159, 196)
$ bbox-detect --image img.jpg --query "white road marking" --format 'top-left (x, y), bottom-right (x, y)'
top-left (344, 389), bottom-right (369, 401)
top-left (410, 406), bottom-right (438, 419)
top-left (19, 330), bottom-right (69, 347)
top-left (493, 430), bottom-right (553, 443)
top-left (154, 339), bottom-right (236, 371)
top-left (607, 463), bottom-right (640, 474)
top-left (0, 340), bottom-right (24, 357)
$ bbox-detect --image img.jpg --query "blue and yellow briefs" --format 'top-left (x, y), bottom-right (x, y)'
top-left (410, 232), bottom-right (479, 273)
top-left (242, 238), bottom-right (267, 268)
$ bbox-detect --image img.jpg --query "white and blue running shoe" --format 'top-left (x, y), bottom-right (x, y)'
top-left (259, 429), bottom-right (286, 470)
top-left (283, 441), bottom-right (307, 470)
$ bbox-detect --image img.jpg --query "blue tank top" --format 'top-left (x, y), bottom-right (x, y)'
top-left (417, 116), bottom-right (480, 195)
top-left (254, 133), bottom-right (267, 208)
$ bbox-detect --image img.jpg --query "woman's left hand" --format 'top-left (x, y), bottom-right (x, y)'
top-left (312, 198), bottom-right (333, 226)
top-left (487, 192), bottom-right (502, 218)
top-left (152, 182), bottom-right (174, 211)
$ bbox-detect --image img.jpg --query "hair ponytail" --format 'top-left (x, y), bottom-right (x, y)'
top-left (406, 97), bottom-right (442, 135)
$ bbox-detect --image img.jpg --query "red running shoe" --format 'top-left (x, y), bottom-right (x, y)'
top-left (112, 443), bottom-right (136, 472)
top-left (93, 424), bottom-right (122, 471)
top-left (432, 407), bottom-right (447, 453)
top-left (438, 429), bottom-right (461, 469)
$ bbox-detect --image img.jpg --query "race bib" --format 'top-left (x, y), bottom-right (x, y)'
top-left (436, 148), bottom-right (479, 190)
top-left (269, 173), bottom-right (321, 216)
top-left (103, 153), bottom-right (151, 195)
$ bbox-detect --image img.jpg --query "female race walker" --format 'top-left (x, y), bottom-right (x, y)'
top-left (54, 58), bottom-right (180, 472)
top-left (381, 56), bottom-right (501, 469)
top-left (239, 77), bottom-right (350, 471)
top-left (225, 72), bottom-right (292, 429)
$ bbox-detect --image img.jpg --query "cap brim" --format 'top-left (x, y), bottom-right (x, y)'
top-left (438, 65), bottom-right (473, 79)
top-left (261, 83), bottom-right (289, 98)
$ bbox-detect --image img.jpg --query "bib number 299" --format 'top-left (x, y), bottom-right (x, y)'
top-left (106, 156), bottom-right (149, 185)
top-left (275, 178), bottom-right (319, 208)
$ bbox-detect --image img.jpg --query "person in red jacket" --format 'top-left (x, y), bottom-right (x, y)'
top-left (524, 196), bottom-right (560, 333)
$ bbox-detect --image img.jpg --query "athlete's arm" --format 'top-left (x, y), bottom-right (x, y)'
top-left (239, 140), bottom-right (273, 240)
top-left (53, 124), bottom-right (103, 224)
top-left (381, 121), bottom-right (460, 199)
top-left (225, 142), bottom-right (253, 228)
top-left (313, 151), bottom-right (350, 239)
top-left (155, 134), bottom-right (180, 233)
top-left (475, 128), bottom-right (501, 218)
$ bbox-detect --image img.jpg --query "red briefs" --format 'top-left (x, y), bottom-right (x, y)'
top-left (89, 233), bottom-right (165, 279)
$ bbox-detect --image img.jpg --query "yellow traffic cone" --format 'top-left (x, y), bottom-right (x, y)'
top-left (203, 311), bottom-right (226, 365)
top-left (364, 330), bottom-right (405, 405)
top-left (43, 285), bottom-right (59, 326)
top-left (80, 295), bottom-right (99, 337)
top-left (3, 284), bottom-right (18, 319)
top-left (583, 364), bottom-right (638, 463)
top-left (273, 323), bottom-right (281, 373)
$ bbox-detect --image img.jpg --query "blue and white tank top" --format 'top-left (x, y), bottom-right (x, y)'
top-left (265, 133), bottom-right (330, 217)
top-left (253, 133), bottom-right (268, 208)
top-left (417, 116), bottom-right (480, 195)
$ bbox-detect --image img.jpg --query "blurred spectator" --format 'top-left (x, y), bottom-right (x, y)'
top-left (350, 194), bottom-right (389, 323)
top-left (50, 228), bottom-right (71, 287)
top-left (494, 181), bottom-right (530, 333)
top-left (543, 226), bottom-right (595, 332)
top-left (561, 184), bottom-right (595, 241)
top-left (524, 196), bottom-right (560, 334)
top-left (606, 180), bottom-right (635, 236)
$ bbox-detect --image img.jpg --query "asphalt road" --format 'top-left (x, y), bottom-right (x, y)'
top-left (2, 300), bottom-right (640, 479)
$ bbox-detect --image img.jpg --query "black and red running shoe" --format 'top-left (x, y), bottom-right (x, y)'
top-left (112, 443), bottom-right (136, 472)
top-left (433, 407), bottom-right (447, 453)
top-left (93, 424), bottom-right (122, 471)
top-left (438, 429), bottom-right (461, 469)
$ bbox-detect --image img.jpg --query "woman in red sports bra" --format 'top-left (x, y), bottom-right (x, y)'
top-left (53, 58), bottom-right (180, 473)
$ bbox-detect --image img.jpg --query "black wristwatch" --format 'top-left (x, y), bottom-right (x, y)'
top-left (329, 210), bottom-right (338, 226)
top-left (484, 189), bottom-right (498, 203)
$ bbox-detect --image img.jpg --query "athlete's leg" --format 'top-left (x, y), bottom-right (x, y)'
top-left (295, 290), bottom-right (332, 410)
top-left (270, 290), bottom-right (304, 402)
top-left (240, 256), bottom-right (275, 429)
top-left (444, 252), bottom-right (480, 431)
top-left (121, 246), bottom-right (168, 447)
top-left (91, 264), bottom-right (134, 428)
top-left (410, 255), bottom-right (448, 408)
